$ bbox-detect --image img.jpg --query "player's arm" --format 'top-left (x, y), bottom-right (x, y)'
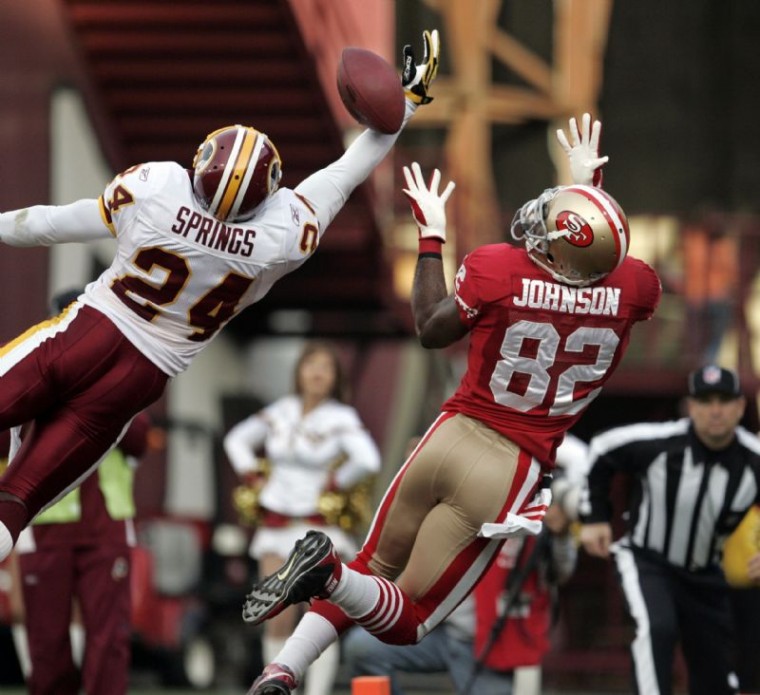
top-left (295, 30), bottom-right (440, 233)
top-left (578, 433), bottom-right (629, 558)
top-left (402, 162), bottom-right (466, 348)
top-left (0, 199), bottom-right (111, 247)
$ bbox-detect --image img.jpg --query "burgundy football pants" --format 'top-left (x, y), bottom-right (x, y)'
top-left (0, 304), bottom-right (168, 522)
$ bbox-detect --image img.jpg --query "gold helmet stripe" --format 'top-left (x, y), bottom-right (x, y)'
top-left (566, 185), bottom-right (629, 269)
top-left (208, 127), bottom-right (245, 217)
top-left (215, 128), bottom-right (258, 221)
top-left (229, 131), bottom-right (266, 221)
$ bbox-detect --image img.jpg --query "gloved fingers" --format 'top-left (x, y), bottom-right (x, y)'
top-left (410, 161), bottom-right (426, 191)
top-left (556, 127), bottom-right (572, 153)
top-left (580, 112), bottom-right (592, 145)
top-left (440, 180), bottom-right (456, 203)
top-left (428, 167), bottom-right (441, 195)
top-left (402, 167), bottom-right (420, 200)
top-left (422, 29), bottom-right (441, 85)
top-left (568, 116), bottom-right (581, 147)
top-left (589, 117), bottom-right (602, 152)
top-left (401, 44), bottom-right (415, 87)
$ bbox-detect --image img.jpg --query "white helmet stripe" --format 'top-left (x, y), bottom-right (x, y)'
top-left (209, 127), bottom-right (246, 217)
top-left (567, 185), bottom-right (629, 269)
top-left (229, 131), bottom-right (265, 221)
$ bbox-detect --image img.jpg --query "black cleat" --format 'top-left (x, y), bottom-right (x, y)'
top-left (242, 530), bottom-right (342, 625)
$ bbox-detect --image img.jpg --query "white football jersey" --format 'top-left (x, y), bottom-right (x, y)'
top-left (0, 103), bottom-right (415, 376)
top-left (83, 162), bottom-right (321, 375)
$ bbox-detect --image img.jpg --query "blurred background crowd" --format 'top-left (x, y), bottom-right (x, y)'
top-left (0, 0), bottom-right (759, 693)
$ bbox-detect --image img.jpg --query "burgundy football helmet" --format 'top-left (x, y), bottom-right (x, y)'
top-left (192, 125), bottom-right (282, 222)
top-left (511, 184), bottom-right (630, 286)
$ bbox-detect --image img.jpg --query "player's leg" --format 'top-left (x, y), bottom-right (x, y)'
top-left (0, 307), bottom-right (168, 559)
top-left (244, 415), bottom-right (455, 694)
top-left (246, 413), bottom-right (542, 694)
top-left (242, 413), bottom-right (460, 631)
top-left (373, 413), bottom-right (541, 639)
top-left (0, 310), bottom-right (88, 559)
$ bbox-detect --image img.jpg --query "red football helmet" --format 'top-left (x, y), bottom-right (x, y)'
top-left (192, 125), bottom-right (282, 222)
top-left (511, 184), bottom-right (630, 286)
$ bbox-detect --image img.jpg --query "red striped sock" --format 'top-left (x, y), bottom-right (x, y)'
top-left (355, 577), bottom-right (419, 645)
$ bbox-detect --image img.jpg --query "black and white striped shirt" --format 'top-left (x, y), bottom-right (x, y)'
top-left (580, 418), bottom-right (760, 570)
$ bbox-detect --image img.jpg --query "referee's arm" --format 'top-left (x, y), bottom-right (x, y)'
top-left (578, 433), bottom-right (627, 558)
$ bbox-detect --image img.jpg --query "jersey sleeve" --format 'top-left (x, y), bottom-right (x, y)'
top-left (277, 189), bottom-right (322, 266)
top-left (578, 435), bottom-right (620, 523)
top-left (579, 424), bottom-right (656, 522)
top-left (0, 199), bottom-right (111, 247)
top-left (629, 259), bottom-right (662, 321)
top-left (100, 162), bottom-right (167, 236)
top-left (453, 250), bottom-right (486, 326)
top-left (293, 101), bottom-right (415, 236)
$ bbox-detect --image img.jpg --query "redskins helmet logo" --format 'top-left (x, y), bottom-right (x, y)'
top-left (556, 210), bottom-right (593, 247)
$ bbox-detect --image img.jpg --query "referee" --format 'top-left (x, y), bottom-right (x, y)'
top-left (579, 365), bottom-right (760, 695)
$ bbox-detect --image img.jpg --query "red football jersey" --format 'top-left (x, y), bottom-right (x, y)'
top-left (443, 243), bottom-right (661, 467)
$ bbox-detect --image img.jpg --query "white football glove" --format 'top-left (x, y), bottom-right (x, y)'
top-left (401, 29), bottom-right (440, 105)
top-left (556, 112), bottom-right (608, 187)
top-left (402, 162), bottom-right (455, 242)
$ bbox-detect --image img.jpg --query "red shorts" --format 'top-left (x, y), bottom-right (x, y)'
top-left (0, 304), bottom-right (168, 517)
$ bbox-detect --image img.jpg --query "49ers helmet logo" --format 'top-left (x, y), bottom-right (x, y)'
top-left (556, 210), bottom-right (593, 247)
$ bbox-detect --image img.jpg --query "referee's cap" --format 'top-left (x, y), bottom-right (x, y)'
top-left (688, 365), bottom-right (741, 398)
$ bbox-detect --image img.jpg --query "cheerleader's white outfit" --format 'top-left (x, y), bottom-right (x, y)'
top-left (223, 395), bottom-right (381, 559)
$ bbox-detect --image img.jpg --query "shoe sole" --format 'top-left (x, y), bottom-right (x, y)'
top-left (249, 681), bottom-right (291, 695)
top-left (242, 531), bottom-right (332, 625)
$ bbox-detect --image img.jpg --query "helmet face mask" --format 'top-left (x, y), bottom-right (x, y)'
top-left (192, 125), bottom-right (282, 223)
top-left (511, 185), bottom-right (630, 287)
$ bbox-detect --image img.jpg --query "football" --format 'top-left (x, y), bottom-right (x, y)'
top-left (337, 47), bottom-right (405, 134)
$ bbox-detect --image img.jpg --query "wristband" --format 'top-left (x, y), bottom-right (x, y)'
top-left (418, 237), bottom-right (443, 255)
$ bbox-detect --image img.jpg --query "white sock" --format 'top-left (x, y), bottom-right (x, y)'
top-left (514, 665), bottom-right (541, 695)
top-left (11, 624), bottom-right (31, 678)
top-left (262, 635), bottom-right (288, 666)
top-left (274, 612), bottom-right (338, 683)
top-left (303, 641), bottom-right (340, 695)
top-left (329, 566), bottom-right (381, 619)
top-left (0, 522), bottom-right (13, 562)
top-left (70, 623), bottom-right (85, 668)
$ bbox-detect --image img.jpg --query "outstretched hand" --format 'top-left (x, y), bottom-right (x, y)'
top-left (556, 112), bottom-right (608, 187)
top-left (402, 29), bottom-right (440, 105)
top-left (402, 162), bottom-right (455, 242)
